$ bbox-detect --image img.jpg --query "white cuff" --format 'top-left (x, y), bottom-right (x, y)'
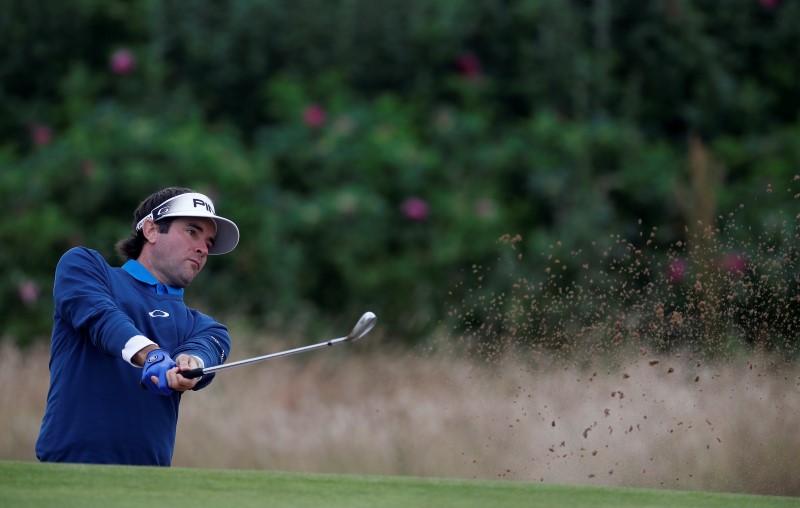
top-left (122, 335), bottom-right (157, 367)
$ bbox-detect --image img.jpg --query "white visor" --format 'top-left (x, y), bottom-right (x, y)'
top-left (135, 192), bottom-right (239, 255)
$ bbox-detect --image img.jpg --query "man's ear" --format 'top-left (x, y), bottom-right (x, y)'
top-left (141, 219), bottom-right (159, 244)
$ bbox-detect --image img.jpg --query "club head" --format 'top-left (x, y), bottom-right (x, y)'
top-left (346, 312), bottom-right (377, 342)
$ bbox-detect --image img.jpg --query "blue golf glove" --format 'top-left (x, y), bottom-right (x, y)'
top-left (141, 349), bottom-right (176, 395)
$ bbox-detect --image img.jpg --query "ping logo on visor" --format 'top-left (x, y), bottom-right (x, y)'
top-left (134, 192), bottom-right (240, 255)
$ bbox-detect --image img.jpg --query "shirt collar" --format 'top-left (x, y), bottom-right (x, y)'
top-left (122, 260), bottom-right (184, 295)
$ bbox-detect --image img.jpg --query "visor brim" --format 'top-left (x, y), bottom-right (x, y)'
top-left (207, 216), bottom-right (239, 255)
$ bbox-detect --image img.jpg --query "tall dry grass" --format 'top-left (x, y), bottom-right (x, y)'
top-left (5, 337), bottom-right (800, 496)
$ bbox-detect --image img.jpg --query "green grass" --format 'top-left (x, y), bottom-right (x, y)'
top-left (1, 461), bottom-right (797, 508)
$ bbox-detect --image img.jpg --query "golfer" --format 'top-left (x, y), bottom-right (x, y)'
top-left (36, 187), bottom-right (239, 466)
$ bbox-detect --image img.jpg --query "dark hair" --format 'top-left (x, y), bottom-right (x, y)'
top-left (115, 187), bottom-right (195, 261)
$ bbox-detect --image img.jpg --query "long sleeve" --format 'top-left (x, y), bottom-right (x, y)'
top-left (173, 316), bottom-right (231, 390)
top-left (54, 247), bottom-right (142, 357)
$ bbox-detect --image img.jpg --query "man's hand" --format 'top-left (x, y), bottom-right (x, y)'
top-left (141, 349), bottom-right (176, 395)
top-left (137, 348), bottom-right (202, 394)
top-left (171, 354), bottom-right (202, 392)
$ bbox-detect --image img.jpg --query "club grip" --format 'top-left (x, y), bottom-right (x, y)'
top-left (180, 367), bottom-right (204, 379)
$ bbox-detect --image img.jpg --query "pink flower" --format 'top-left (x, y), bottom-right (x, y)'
top-left (667, 258), bottom-right (687, 283)
top-left (456, 53), bottom-right (482, 79)
top-left (18, 281), bottom-right (40, 306)
top-left (303, 104), bottom-right (327, 128)
top-left (761, 0), bottom-right (779, 9)
top-left (721, 252), bottom-right (747, 275)
top-left (401, 197), bottom-right (429, 222)
top-left (110, 48), bottom-right (136, 75)
top-left (30, 124), bottom-right (52, 146)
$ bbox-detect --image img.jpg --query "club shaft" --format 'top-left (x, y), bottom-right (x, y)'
top-left (178, 311), bottom-right (375, 380)
top-left (188, 335), bottom-right (350, 377)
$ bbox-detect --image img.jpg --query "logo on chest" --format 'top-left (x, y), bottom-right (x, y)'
top-left (149, 310), bottom-right (170, 318)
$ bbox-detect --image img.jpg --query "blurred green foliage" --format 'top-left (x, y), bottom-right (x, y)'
top-left (2, 0), bottom-right (800, 355)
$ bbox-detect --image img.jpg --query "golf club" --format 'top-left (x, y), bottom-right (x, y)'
top-left (179, 311), bottom-right (377, 379)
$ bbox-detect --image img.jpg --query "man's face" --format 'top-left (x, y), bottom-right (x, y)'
top-left (147, 217), bottom-right (217, 288)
